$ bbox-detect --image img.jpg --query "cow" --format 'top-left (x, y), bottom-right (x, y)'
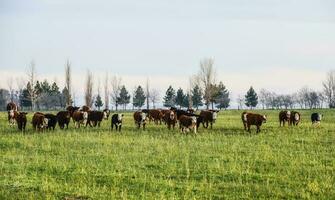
top-left (163, 110), bottom-right (177, 130)
top-left (72, 111), bottom-right (88, 128)
top-left (57, 111), bottom-right (71, 129)
top-left (171, 108), bottom-right (204, 129)
top-left (81, 105), bottom-right (90, 112)
top-left (279, 110), bottom-right (291, 127)
top-left (66, 106), bottom-right (80, 116)
top-left (199, 110), bottom-right (218, 129)
top-left (242, 112), bottom-right (267, 133)
top-left (44, 113), bottom-right (58, 130)
top-left (32, 113), bottom-right (48, 131)
top-left (311, 113), bottom-right (322, 125)
top-left (86, 110), bottom-right (108, 127)
top-left (148, 109), bottom-right (164, 125)
top-left (160, 109), bottom-right (171, 124)
top-left (241, 111), bottom-right (251, 130)
top-left (15, 112), bottom-right (27, 132)
top-left (290, 111), bottom-right (301, 126)
top-left (6, 102), bottom-right (18, 126)
top-left (103, 109), bottom-right (111, 119)
top-left (134, 111), bottom-right (147, 130)
top-left (179, 115), bottom-right (197, 134)
top-left (111, 113), bottom-right (123, 131)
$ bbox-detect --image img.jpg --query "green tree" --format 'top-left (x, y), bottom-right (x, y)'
top-left (133, 86), bottom-right (146, 109)
top-left (118, 85), bottom-right (130, 110)
top-left (95, 94), bottom-right (103, 110)
top-left (182, 93), bottom-right (191, 108)
top-left (163, 86), bottom-right (176, 107)
top-left (192, 85), bottom-right (203, 109)
top-left (215, 82), bottom-right (230, 110)
top-left (20, 82), bottom-right (33, 110)
top-left (245, 86), bottom-right (258, 109)
top-left (175, 88), bottom-right (185, 109)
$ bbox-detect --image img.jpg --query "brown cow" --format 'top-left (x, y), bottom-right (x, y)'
top-left (199, 110), bottom-right (218, 129)
top-left (163, 110), bottom-right (177, 130)
top-left (241, 111), bottom-right (252, 130)
top-left (66, 106), bottom-right (80, 117)
top-left (14, 111), bottom-right (27, 131)
top-left (86, 110), bottom-right (108, 127)
top-left (290, 111), bottom-right (301, 126)
top-left (134, 111), bottom-right (147, 130)
top-left (279, 110), bottom-right (291, 127)
top-left (179, 115), bottom-right (197, 134)
top-left (242, 112), bottom-right (267, 133)
top-left (72, 111), bottom-right (88, 128)
top-left (148, 109), bottom-right (164, 125)
top-left (32, 113), bottom-right (48, 131)
top-left (57, 111), bottom-right (71, 129)
top-left (81, 105), bottom-right (91, 112)
top-left (7, 102), bottom-right (18, 126)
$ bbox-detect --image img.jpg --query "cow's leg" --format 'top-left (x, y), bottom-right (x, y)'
top-left (256, 125), bottom-right (260, 133)
top-left (143, 123), bottom-right (146, 130)
top-left (210, 122), bottom-right (213, 129)
top-left (247, 124), bottom-right (251, 133)
top-left (119, 125), bottom-right (122, 132)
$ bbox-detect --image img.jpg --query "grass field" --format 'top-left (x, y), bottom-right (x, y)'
top-left (0, 109), bottom-right (334, 199)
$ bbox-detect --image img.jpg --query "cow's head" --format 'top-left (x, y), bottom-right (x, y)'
top-left (294, 113), bottom-right (300, 121)
top-left (118, 114), bottom-right (123, 122)
top-left (42, 117), bottom-right (49, 129)
top-left (286, 111), bottom-right (291, 118)
top-left (317, 113), bottom-right (322, 121)
top-left (103, 110), bottom-right (109, 120)
top-left (212, 111), bottom-right (218, 122)
top-left (83, 112), bottom-right (88, 124)
top-left (169, 111), bottom-right (175, 121)
top-left (9, 110), bottom-right (15, 118)
top-left (141, 112), bottom-right (147, 123)
top-left (262, 115), bottom-right (267, 123)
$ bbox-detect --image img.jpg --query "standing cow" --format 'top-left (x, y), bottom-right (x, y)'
top-left (290, 111), bottom-right (301, 126)
top-left (279, 110), bottom-right (291, 127)
top-left (86, 110), bottom-right (108, 127)
top-left (134, 111), bottom-right (147, 130)
top-left (242, 112), bottom-right (267, 133)
top-left (44, 113), bottom-right (58, 130)
top-left (32, 113), bottom-right (49, 131)
top-left (15, 111), bottom-right (27, 132)
top-left (311, 113), bottom-right (322, 125)
top-left (6, 102), bottom-right (18, 126)
top-left (179, 115), bottom-right (197, 134)
top-left (57, 111), bottom-right (71, 129)
top-left (111, 113), bottom-right (123, 131)
top-left (148, 109), bottom-right (164, 125)
top-left (163, 110), bottom-right (177, 130)
top-left (199, 110), bottom-right (218, 129)
top-left (72, 111), bottom-right (88, 128)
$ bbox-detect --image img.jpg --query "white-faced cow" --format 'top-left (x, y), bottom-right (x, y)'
top-left (32, 113), bottom-right (49, 131)
top-left (134, 111), bottom-right (147, 130)
top-left (111, 113), bottom-right (124, 131)
top-left (6, 102), bottom-right (18, 126)
top-left (242, 112), bottom-right (267, 133)
top-left (199, 110), bottom-right (218, 129)
top-left (311, 113), bottom-right (322, 125)
top-left (179, 115), bottom-right (197, 134)
top-left (72, 111), bottom-right (88, 128)
top-left (279, 110), bottom-right (291, 127)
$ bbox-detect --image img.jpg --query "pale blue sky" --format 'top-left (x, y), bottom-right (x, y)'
top-left (1, 0), bottom-right (335, 105)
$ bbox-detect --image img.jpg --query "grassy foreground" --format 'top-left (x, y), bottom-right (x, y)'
top-left (0, 109), bottom-right (334, 199)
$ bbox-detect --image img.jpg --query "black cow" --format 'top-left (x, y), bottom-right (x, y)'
top-left (44, 113), bottom-right (58, 130)
top-left (311, 113), bottom-right (322, 125)
top-left (111, 113), bottom-right (123, 132)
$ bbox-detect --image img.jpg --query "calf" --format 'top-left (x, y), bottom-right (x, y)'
top-left (199, 110), bottom-right (218, 129)
top-left (134, 111), bottom-right (147, 130)
top-left (7, 102), bottom-right (18, 126)
top-left (148, 109), bottom-right (164, 125)
top-left (179, 115), bottom-right (197, 134)
top-left (311, 113), bottom-right (322, 125)
top-left (111, 113), bottom-right (123, 131)
top-left (87, 110), bottom-right (108, 127)
top-left (44, 113), bottom-right (58, 130)
top-left (32, 113), bottom-right (48, 131)
top-left (72, 111), bottom-right (88, 128)
top-left (279, 110), bottom-right (291, 127)
top-left (15, 112), bottom-right (27, 132)
top-left (57, 111), bottom-right (71, 129)
top-left (290, 111), bottom-right (301, 126)
top-left (163, 110), bottom-right (177, 130)
top-left (242, 112), bottom-right (267, 133)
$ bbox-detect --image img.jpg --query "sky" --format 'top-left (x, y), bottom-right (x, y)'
top-left (0, 0), bottom-right (335, 106)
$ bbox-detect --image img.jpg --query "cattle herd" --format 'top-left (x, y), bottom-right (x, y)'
top-left (5, 102), bottom-right (324, 134)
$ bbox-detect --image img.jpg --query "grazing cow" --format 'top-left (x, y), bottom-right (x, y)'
top-left (290, 111), bottom-right (301, 126)
top-left (57, 111), bottom-right (71, 129)
top-left (279, 110), bottom-right (291, 127)
top-left (32, 113), bottom-right (48, 131)
top-left (311, 113), bottom-right (322, 125)
top-left (111, 113), bottom-right (123, 131)
top-left (242, 112), bottom-right (267, 133)
top-left (72, 111), bottom-right (88, 128)
top-left (148, 109), bottom-right (164, 124)
top-left (44, 113), bottom-right (58, 130)
top-left (15, 112), bottom-right (27, 132)
top-left (199, 110), bottom-right (218, 129)
top-left (163, 110), bottom-right (177, 130)
top-left (87, 110), bottom-right (108, 127)
top-left (81, 105), bottom-right (91, 112)
top-left (6, 102), bottom-right (18, 126)
top-left (134, 111), bottom-right (147, 130)
top-left (179, 115), bottom-right (197, 134)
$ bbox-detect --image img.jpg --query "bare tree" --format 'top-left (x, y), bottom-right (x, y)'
top-left (145, 78), bottom-right (150, 109)
top-left (110, 75), bottom-right (121, 111)
top-left (198, 57), bottom-right (216, 109)
top-left (323, 70), bottom-right (335, 108)
top-left (7, 77), bottom-right (14, 102)
top-left (65, 60), bottom-right (72, 106)
top-left (26, 60), bottom-right (37, 111)
top-left (104, 72), bottom-right (109, 109)
top-left (237, 95), bottom-right (244, 110)
top-left (149, 88), bottom-right (160, 108)
top-left (84, 70), bottom-right (94, 107)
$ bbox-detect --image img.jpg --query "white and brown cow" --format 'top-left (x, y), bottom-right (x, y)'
top-left (32, 113), bottom-right (49, 131)
top-left (199, 110), bottom-right (218, 129)
top-left (72, 111), bottom-right (88, 128)
top-left (134, 111), bottom-right (147, 130)
top-left (179, 115), bottom-right (197, 134)
top-left (6, 102), bottom-right (18, 126)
